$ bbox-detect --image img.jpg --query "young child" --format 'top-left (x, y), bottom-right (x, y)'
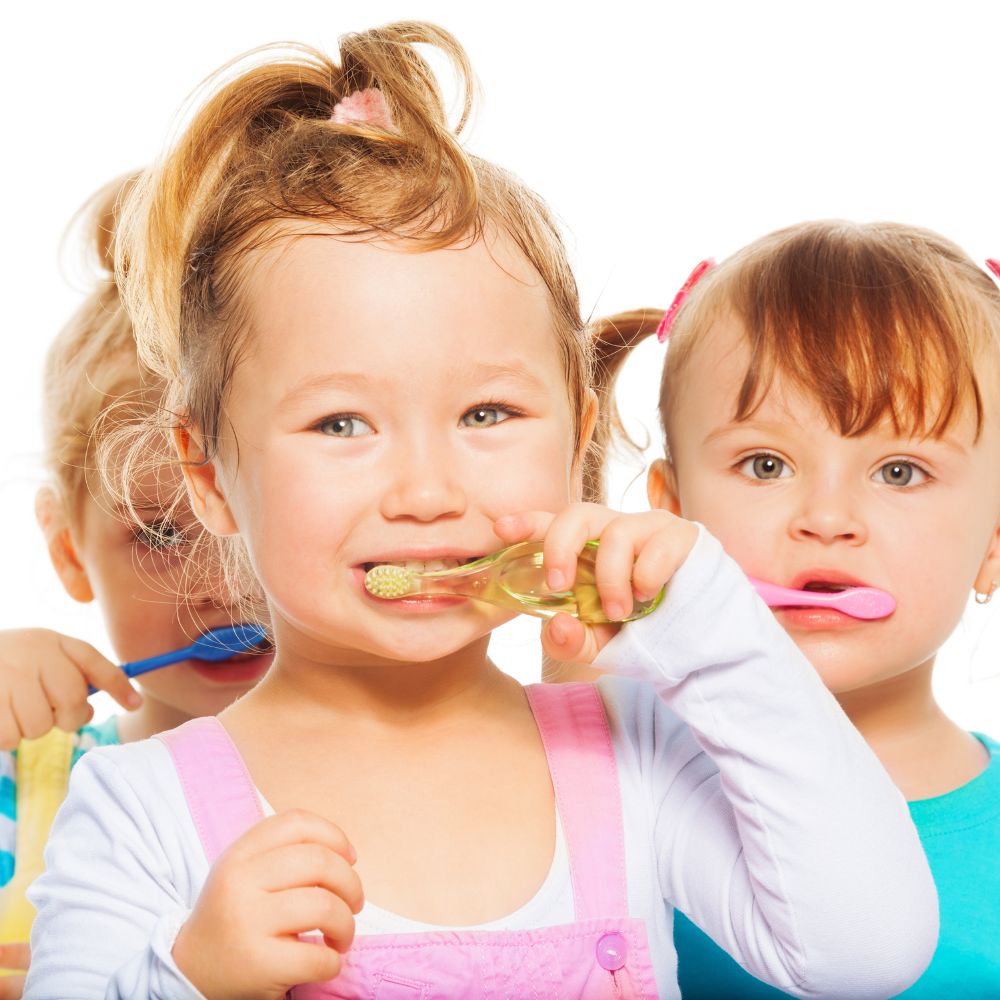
top-left (0, 175), bottom-right (273, 987)
top-left (588, 224), bottom-right (1000, 997)
top-left (25, 27), bottom-right (937, 1000)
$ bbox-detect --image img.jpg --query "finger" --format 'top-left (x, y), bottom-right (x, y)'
top-left (261, 843), bottom-right (364, 913)
top-left (60, 637), bottom-right (141, 711)
top-left (593, 518), bottom-right (648, 622)
top-left (268, 887), bottom-right (356, 952)
top-left (0, 941), bottom-right (29, 971)
top-left (224, 809), bottom-right (356, 866)
top-left (542, 503), bottom-right (618, 595)
top-left (631, 518), bottom-right (699, 601)
top-left (542, 614), bottom-right (617, 665)
top-left (37, 663), bottom-right (92, 735)
top-left (8, 681), bottom-right (57, 744)
top-left (492, 510), bottom-right (556, 546)
top-left (594, 510), bottom-right (691, 620)
top-left (271, 936), bottom-right (344, 986)
top-left (0, 975), bottom-right (25, 999)
top-left (0, 696), bottom-right (23, 753)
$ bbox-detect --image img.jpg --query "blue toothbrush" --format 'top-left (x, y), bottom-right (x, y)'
top-left (88, 624), bottom-right (269, 695)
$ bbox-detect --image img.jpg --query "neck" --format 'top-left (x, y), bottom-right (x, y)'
top-left (238, 633), bottom-right (515, 732)
top-left (836, 659), bottom-right (988, 799)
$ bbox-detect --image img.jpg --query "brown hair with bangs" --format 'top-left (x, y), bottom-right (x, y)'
top-left (661, 221), bottom-right (1000, 447)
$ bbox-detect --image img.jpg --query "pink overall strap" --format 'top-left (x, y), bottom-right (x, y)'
top-left (525, 682), bottom-right (628, 921)
top-left (156, 717), bottom-right (265, 865)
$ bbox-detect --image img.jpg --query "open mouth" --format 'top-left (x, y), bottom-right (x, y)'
top-left (222, 637), bottom-right (275, 662)
top-left (800, 581), bottom-right (852, 594)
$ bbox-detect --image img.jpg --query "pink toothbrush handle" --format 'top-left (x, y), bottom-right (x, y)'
top-left (748, 577), bottom-right (896, 620)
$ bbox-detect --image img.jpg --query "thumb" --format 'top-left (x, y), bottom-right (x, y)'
top-left (541, 614), bottom-right (618, 665)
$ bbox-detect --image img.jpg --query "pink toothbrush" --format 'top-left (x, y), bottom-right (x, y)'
top-left (748, 578), bottom-right (896, 620)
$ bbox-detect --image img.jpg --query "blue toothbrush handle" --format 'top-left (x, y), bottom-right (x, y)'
top-left (87, 647), bottom-right (194, 696)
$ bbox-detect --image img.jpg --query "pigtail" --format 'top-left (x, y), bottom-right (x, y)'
top-left (582, 308), bottom-right (663, 504)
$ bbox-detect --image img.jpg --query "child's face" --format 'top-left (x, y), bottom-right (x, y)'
top-left (190, 227), bottom-right (587, 665)
top-left (51, 468), bottom-right (272, 717)
top-left (651, 315), bottom-right (1000, 695)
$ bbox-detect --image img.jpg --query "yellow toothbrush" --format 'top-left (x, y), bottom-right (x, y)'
top-left (364, 540), bottom-right (664, 624)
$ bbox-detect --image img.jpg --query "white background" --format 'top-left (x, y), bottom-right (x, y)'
top-left (2, 1), bottom-right (999, 729)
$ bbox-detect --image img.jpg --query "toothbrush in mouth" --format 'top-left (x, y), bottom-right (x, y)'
top-left (363, 542), bottom-right (896, 624)
top-left (364, 541), bottom-right (663, 624)
top-left (88, 624), bottom-right (271, 695)
top-left (748, 578), bottom-right (896, 620)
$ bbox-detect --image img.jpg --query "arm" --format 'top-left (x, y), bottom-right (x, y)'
top-left (24, 744), bottom-right (362, 1000)
top-left (24, 747), bottom-right (206, 999)
top-left (595, 527), bottom-right (938, 999)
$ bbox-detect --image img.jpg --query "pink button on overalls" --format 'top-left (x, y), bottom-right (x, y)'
top-left (158, 683), bottom-right (661, 998)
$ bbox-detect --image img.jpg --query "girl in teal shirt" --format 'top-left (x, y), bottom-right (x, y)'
top-left (581, 223), bottom-right (1000, 997)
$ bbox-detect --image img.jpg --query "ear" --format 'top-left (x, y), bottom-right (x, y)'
top-left (173, 425), bottom-right (239, 536)
top-left (647, 457), bottom-right (681, 515)
top-left (973, 518), bottom-right (1000, 601)
top-left (35, 487), bottom-right (94, 603)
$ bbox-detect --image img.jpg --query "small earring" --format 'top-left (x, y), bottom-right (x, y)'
top-left (975, 582), bottom-right (997, 605)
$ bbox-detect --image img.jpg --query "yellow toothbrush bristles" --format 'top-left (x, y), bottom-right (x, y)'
top-left (364, 564), bottom-right (417, 599)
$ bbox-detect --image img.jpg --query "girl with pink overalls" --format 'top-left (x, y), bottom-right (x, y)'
top-left (25, 22), bottom-right (937, 1000)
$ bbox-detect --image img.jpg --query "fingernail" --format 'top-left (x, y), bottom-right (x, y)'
top-left (605, 602), bottom-right (625, 622)
top-left (127, 691), bottom-right (142, 709)
top-left (348, 842), bottom-right (358, 864)
top-left (547, 569), bottom-right (566, 592)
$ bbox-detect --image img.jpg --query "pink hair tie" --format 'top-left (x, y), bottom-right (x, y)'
top-left (655, 259), bottom-right (716, 342)
top-left (987, 259), bottom-right (1000, 281)
top-left (330, 88), bottom-right (395, 130)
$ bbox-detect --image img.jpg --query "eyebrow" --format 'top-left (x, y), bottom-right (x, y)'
top-left (701, 420), bottom-right (788, 448)
top-left (702, 419), bottom-right (971, 455)
top-left (278, 361), bottom-right (550, 411)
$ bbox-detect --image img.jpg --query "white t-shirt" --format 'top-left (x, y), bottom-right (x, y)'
top-left (24, 528), bottom-right (938, 999)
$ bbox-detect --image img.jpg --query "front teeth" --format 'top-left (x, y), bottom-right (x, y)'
top-left (368, 558), bottom-right (465, 573)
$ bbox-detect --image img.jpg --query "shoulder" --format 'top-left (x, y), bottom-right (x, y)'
top-left (64, 736), bottom-right (190, 834)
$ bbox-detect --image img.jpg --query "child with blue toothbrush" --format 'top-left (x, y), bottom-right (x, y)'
top-left (584, 223), bottom-right (1000, 997)
top-left (0, 175), bottom-right (272, 989)
top-left (27, 25), bottom-right (936, 999)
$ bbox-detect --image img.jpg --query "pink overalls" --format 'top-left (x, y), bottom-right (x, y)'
top-left (158, 683), bottom-right (661, 998)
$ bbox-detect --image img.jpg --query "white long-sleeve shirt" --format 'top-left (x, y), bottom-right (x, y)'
top-left (24, 528), bottom-right (938, 998)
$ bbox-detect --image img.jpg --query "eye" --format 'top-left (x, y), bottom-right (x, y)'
top-left (737, 453), bottom-right (791, 481)
top-left (134, 520), bottom-right (187, 551)
top-left (460, 405), bottom-right (514, 429)
top-left (316, 414), bottom-right (374, 438)
top-left (873, 460), bottom-right (927, 487)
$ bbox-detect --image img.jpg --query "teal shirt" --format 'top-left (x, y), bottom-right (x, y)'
top-left (0, 715), bottom-right (120, 886)
top-left (674, 733), bottom-right (1000, 998)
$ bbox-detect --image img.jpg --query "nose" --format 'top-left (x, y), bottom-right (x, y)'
top-left (788, 482), bottom-right (867, 546)
top-left (379, 435), bottom-right (467, 523)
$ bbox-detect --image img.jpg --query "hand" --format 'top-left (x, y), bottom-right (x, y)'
top-left (0, 630), bottom-right (141, 751)
top-left (172, 810), bottom-right (364, 1000)
top-left (0, 941), bottom-right (30, 999)
top-left (495, 503), bottom-right (699, 664)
